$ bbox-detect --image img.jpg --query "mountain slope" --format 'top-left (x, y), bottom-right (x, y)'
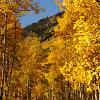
top-left (22, 12), bottom-right (64, 41)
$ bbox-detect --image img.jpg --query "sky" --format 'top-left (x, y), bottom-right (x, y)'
top-left (19, 0), bottom-right (60, 27)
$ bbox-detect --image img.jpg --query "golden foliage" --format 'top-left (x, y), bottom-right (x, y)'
top-left (54, 0), bottom-right (100, 91)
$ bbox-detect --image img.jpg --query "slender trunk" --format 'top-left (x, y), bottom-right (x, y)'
top-left (76, 89), bottom-right (78, 100)
top-left (96, 89), bottom-right (99, 100)
top-left (88, 92), bottom-right (92, 100)
top-left (49, 88), bottom-right (52, 100)
top-left (5, 54), bottom-right (10, 100)
top-left (83, 84), bottom-right (86, 100)
top-left (67, 81), bottom-right (71, 100)
top-left (97, 73), bottom-right (100, 100)
top-left (1, 12), bottom-right (7, 100)
top-left (8, 21), bottom-right (17, 100)
top-left (61, 77), bottom-right (65, 100)
top-left (36, 95), bottom-right (38, 100)
top-left (93, 91), bottom-right (95, 100)
top-left (28, 79), bottom-right (32, 100)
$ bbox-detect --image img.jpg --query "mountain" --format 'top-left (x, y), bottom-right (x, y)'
top-left (22, 12), bottom-right (64, 41)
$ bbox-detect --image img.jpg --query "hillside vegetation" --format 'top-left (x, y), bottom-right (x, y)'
top-left (22, 12), bottom-right (63, 41)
